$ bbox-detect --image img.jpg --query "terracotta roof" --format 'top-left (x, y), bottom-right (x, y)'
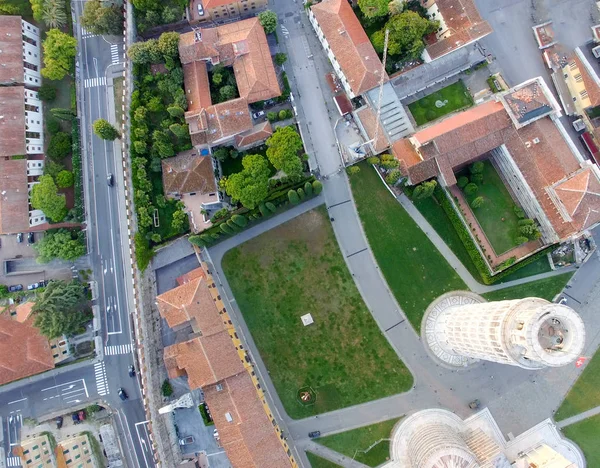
top-left (164, 332), bottom-right (244, 388)
top-left (0, 158), bottom-right (30, 234)
top-left (187, 97), bottom-right (253, 145)
top-left (234, 121), bottom-right (273, 148)
top-left (0, 86), bottom-right (26, 157)
top-left (572, 55), bottom-right (600, 108)
top-left (0, 314), bottom-right (55, 385)
top-left (424, 0), bottom-right (492, 60)
top-left (176, 266), bottom-right (206, 286)
top-left (162, 149), bottom-right (217, 196)
top-left (311, 0), bottom-right (388, 96)
top-left (0, 16), bottom-right (25, 85)
top-left (391, 139), bottom-right (422, 169)
top-left (503, 81), bottom-right (553, 124)
top-left (183, 61), bottom-right (213, 114)
top-left (550, 167), bottom-right (600, 231)
top-left (204, 372), bottom-right (292, 468)
top-left (156, 276), bottom-right (224, 335)
top-left (14, 301), bottom-right (34, 323)
top-left (203, 0), bottom-right (235, 8)
top-left (355, 106), bottom-right (390, 153)
top-left (179, 18), bottom-right (280, 103)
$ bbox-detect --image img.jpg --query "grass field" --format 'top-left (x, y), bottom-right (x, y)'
top-left (222, 207), bottom-right (413, 419)
top-left (349, 163), bottom-right (466, 331)
top-left (561, 414), bottom-right (600, 465)
top-left (316, 418), bottom-right (401, 467)
top-left (458, 161), bottom-right (521, 255)
top-left (408, 80), bottom-right (473, 126)
top-left (555, 347), bottom-right (600, 421)
top-left (497, 255), bottom-right (552, 282)
top-left (113, 77), bottom-right (124, 127)
top-left (306, 452), bottom-right (342, 468)
top-left (482, 273), bottom-right (572, 302)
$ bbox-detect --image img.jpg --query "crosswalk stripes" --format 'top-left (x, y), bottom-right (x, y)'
top-left (104, 343), bottom-right (132, 356)
top-left (81, 27), bottom-right (99, 39)
top-left (6, 456), bottom-right (22, 466)
top-left (84, 77), bottom-right (107, 88)
top-left (94, 361), bottom-right (110, 396)
top-left (110, 44), bottom-right (120, 64)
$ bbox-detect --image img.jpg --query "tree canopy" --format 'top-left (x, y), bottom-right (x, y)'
top-left (80, 0), bottom-right (123, 35)
top-left (47, 131), bottom-right (72, 161)
top-left (33, 280), bottom-right (90, 339)
top-left (56, 170), bottom-right (74, 188)
top-left (266, 126), bottom-right (304, 177)
top-left (358, 0), bottom-right (389, 18)
top-left (93, 119), bottom-right (120, 140)
top-left (372, 11), bottom-right (438, 60)
top-left (258, 10), bottom-right (278, 34)
top-left (224, 155), bottom-right (271, 209)
top-left (31, 175), bottom-right (67, 222)
top-left (42, 0), bottom-right (67, 29)
top-left (34, 229), bottom-right (86, 263)
top-left (41, 29), bottom-right (77, 80)
top-left (127, 38), bottom-right (163, 64)
top-left (158, 32), bottom-right (180, 58)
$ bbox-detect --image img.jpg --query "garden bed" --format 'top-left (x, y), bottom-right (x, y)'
top-left (408, 80), bottom-right (473, 126)
top-left (222, 206), bottom-right (413, 419)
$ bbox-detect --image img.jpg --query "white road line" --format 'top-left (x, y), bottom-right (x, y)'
top-left (84, 77), bottom-right (106, 88)
top-left (6, 456), bottom-right (22, 466)
top-left (104, 343), bottom-right (131, 355)
top-left (111, 44), bottom-right (120, 64)
top-left (135, 421), bottom-right (152, 468)
top-left (94, 362), bottom-right (110, 395)
top-left (8, 398), bottom-right (27, 404)
top-left (41, 379), bottom-right (83, 392)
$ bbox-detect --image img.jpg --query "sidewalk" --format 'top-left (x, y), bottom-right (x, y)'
top-left (557, 405), bottom-right (600, 428)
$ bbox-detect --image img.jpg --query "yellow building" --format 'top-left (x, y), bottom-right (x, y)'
top-left (16, 434), bottom-right (55, 468)
top-left (56, 433), bottom-right (96, 468)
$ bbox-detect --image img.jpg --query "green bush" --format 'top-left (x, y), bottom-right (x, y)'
top-left (457, 176), bottom-right (469, 188)
top-left (72, 119), bottom-right (84, 221)
top-left (471, 173), bottom-right (483, 184)
top-left (297, 188), bottom-right (306, 200)
top-left (161, 380), bottom-right (173, 397)
top-left (220, 223), bottom-right (234, 234)
top-left (267, 111), bottom-right (277, 122)
top-left (464, 183), bottom-right (478, 195)
top-left (470, 196), bottom-right (484, 209)
top-left (470, 161), bottom-right (484, 174)
top-left (313, 180), bottom-right (323, 194)
top-left (258, 202), bottom-right (269, 217)
top-left (135, 232), bottom-right (153, 271)
top-left (367, 156), bottom-right (380, 165)
top-left (288, 189), bottom-right (300, 204)
top-left (515, 236), bottom-right (529, 245)
top-left (38, 85), bottom-right (57, 102)
top-left (304, 181), bottom-right (313, 196)
top-left (278, 109), bottom-right (287, 120)
top-left (46, 116), bottom-right (61, 135)
top-left (47, 132), bottom-right (72, 161)
top-left (386, 169), bottom-right (402, 185)
top-left (198, 403), bottom-right (214, 426)
top-left (265, 201), bottom-right (277, 212)
top-left (347, 166), bottom-right (360, 175)
top-left (189, 235), bottom-right (206, 247)
top-left (231, 214), bottom-right (248, 227)
top-left (56, 170), bottom-right (74, 188)
top-left (226, 219), bottom-right (240, 231)
top-left (513, 205), bottom-right (526, 219)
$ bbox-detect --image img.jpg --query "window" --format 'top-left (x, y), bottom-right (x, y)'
top-left (580, 90), bottom-right (588, 99)
top-left (216, 383), bottom-right (223, 391)
top-left (574, 73), bottom-right (583, 83)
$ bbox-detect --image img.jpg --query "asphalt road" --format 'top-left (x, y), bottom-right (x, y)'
top-left (0, 4), bottom-right (153, 468)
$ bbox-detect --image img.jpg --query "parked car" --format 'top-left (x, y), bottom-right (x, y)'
top-left (27, 282), bottom-right (45, 290)
top-left (27, 232), bottom-right (34, 244)
top-left (78, 410), bottom-right (86, 421)
top-left (8, 285), bottom-right (23, 293)
top-left (55, 416), bottom-right (63, 429)
top-left (16, 233), bottom-right (23, 243)
top-left (179, 436), bottom-right (194, 446)
top-left (308, 431), bottom-right (321, 438)
top-left (213, 429), bottom-right (219, 440)
top-left (252, 110), bottom-right (265, 119)
top-left (72, 413), bottom-right (79, 424)
top-left (118, 388), bottom-right (128, 401)
top-left (197, 2), bottom-right (204, 15)
top-left (128, 365), bottom-right (136, 377)
top-left (107, 174), bottom-right (114, 186)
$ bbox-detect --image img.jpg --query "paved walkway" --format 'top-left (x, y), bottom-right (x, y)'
top-left (299, 442), bottom-right (369, 468)
top-left (557, 405), bottom-right (600, 428)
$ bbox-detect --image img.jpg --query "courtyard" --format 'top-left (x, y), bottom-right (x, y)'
top-left (221, 206), bottom-right (413, 419)
top-left (407, 80), bottom-right (473, 126)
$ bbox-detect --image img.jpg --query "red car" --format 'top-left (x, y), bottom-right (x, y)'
top-left (78, 410), bottom-right (86, 421)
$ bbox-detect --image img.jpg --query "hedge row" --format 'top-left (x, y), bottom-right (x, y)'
top-left (71, 118), bottom-right (84, 222)
top-left (434, 185), bottom-right (554, 284)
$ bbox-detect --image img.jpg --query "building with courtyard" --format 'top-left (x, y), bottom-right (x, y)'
top-left (387, 407), bottom-right (584, 467)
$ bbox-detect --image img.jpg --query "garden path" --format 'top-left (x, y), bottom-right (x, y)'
top-left (557, 405), bottom-right (600, 428)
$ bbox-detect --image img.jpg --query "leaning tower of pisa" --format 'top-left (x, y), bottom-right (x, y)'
top-left (422, 292), bottom-right (585, 369)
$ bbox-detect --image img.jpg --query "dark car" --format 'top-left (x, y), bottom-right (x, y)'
top-left (8, 284), bottom-right (23, 293)
top-left (107, 174), bottom-right (114, 186)
top-left (72, 413), bottom-right (79, 424)
top-left (128, 365), bottom-right (136, 377)
top-left (16, 233), bottom-right (23, 243)
top-left (27, 232), bottom-right (34, 244)
top-left (308, 431), bottom-right (321, 438)
top-left (55, 416), bottom-right (63, 429)
top-left (118, 388), bottom-right (128, 401)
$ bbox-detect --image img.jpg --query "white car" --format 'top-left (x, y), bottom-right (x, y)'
top-left (252, 110), bottom-right (265, 119)
top-left (197, 2), bottom-right (204, 15)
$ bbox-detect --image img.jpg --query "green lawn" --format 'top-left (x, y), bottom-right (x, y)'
top-left (408, 81), bottom-right (473, 126)
top-left (150, 172), bottom-right (188, 241)
top-left (458, 160), bottom-right (520, 255)
top-left (222, 206), bottom-right (413, 419)
top-left (555, 347), bottom-right (600, 421)
top-left (497, 255), bottom-right (552, 282)
top-left (349, 163), bottom-right (466, 331)
top-left (482, 272), bottom-right (572, 302)
top-left (561, 414), bottom-right (600, 465)
top-left (306, 452), bottom-right (342, 468)
top-left (113, 77), bottom-right (124, 127)
top-left (316, 418), bottom-right (401, 467)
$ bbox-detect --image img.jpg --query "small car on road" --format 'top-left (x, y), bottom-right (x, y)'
top-left (55, 416), bottom-right (63, 429)
top-left (27, 281), bottom-right (45, 290)
top-left (72, 413), bottom-right (80, 424)
top-left (118, 388), bottom-right (128, 401)
top-left (252, 110), bottom-right (265, 119)
top-left (27, 232), bottom-right (34, 244)
top-left (128, 365), bottom-right (136, 377)
top-left (8, 284), bottom-right (23, 292)
top-left (107, 174), bottom-right (114, 186)
top-left (16, 233), bottom-right (23, 243)
top-left (308, 431), bottom-right (321, 438)
top-left (179, 436), bottom-right (194, 446)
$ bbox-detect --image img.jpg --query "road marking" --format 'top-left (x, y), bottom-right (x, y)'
top-left (81, 27), bottom-right (99, 39)
top-left (94, 361), bottom-right (110, 396)
top-left (6, 456), bottom-right (21, 466)
top-left (41, 379), bottom-right (85, 392)
top-left (84, 77), bottom-right (107, 88)
top-left (104, 343), bottom-right (132, 355)
top-left (111, 44), bottom-right (120, 64)
top-left (135, 421), bottom-right (152, 468)
top-left (8, 398), bottom-right (27, 404)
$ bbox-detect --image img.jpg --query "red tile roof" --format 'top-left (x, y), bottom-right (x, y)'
top-left (233, 121), bottom-right (273, 148)
top-left (0, 86), bottom-right (26, 157)
top-left (311, 0), bottom-right (388, 96)
top-left (424, 0), bottom-right (492, 60)
top-left (549, 167), bottom-right (600, 231)
top-left (0, 16), bottom-right (25, 85)
top-left (176, 266), bottom-right (206, 286)
top-left (355, 106), bottom-right (390, 153)
top-left (0, 314), bottom-right (55, 385)
top-left (183, 61), bottom-right (213, 114)
top-left (162, 149), bottom-right (217, 196)
top-left (0, 158), bottom-right (30, 234)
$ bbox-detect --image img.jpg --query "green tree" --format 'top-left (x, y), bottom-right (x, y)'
top-left (213, 148), bottom-right (230, 162)
top-left (47, 132), bottom-right (71, 161)
top-left (162, 380), bottom-right (173, 397)
top-left (265, 201), bottom-right (277, 212)
top-left (519, 223), bottom-right (540, 239)
top-left (133, 140), bottom-right (147, 154)
top-left (38, 85), bottom-right (57, 102)
top-left (464, 183), bottom-right (478, 195)
top-left (312, 180), bottom-right (323, 194)
top-left (347, 166), bottom-right (361, 175)
top-left (41, 29), bottom-right (77, 80)
top-left (267, 111), bottom-right (277, 122)
top-left (380, 154), bottom-right (399, 169)
top-left (377, 11), bottom-right (438, 59)
top-left (152, 130), bottom-right (175, 158)
top-left (515, 236), bottom-right (529, 245)
top-left (457, 176), bottom-right (469, 188)
top-left (471, 196), bottom-right (485, 209)
top-left (470, 161), bottom-right (484, 174)
top-left (167, 105), bottom-right (184, 119)
top-left (34, 229), bottom-right (85, 263)
top-left (274, 53), bottom-right (287, 66)
top-left (386, 169), bottom-right (402, 185)
top-left (258, 10), bottom-right (278, 34)
top-left (169, 123), bottom-right (188, 138)
top-left (358, 0), bottom-right (389, 18)
top-left (471, 172), bottom-right (483, 184)
top-left (42, 0), bottom-right (67, 28)
top-left (46, 116), bottom-right (61, 135)
top-left (93, 119), bottom-right (120, 140)
top-left (127, 39), bottom-right (162, 64)
top-left (31, 175), bottom-right (67, 222)
top-left (288, 189), bottom-right (300, 205)
top-left (135, 232), bottom-right (153, 271)
top-left (219, 85), bottom-right (236, 102)
top-left (44, 161), bottom-right (65, 179)
top-left (304, 181), bottom-right (313, 196)
top-left (171, 204), bottom-right (187, 232)
top-left (56, 170), bottom-right (74, 188)
top-left (30, 0), bottom-right (44, 21)
top-left (32, 280), bottom-right (89, 339)
top-left (0, 284), bottom-right (8, 298)
top-left (388, 0), bottom-right (406, 15)
top-left (266, 126), bottom-right (303, 176)
top-left (81, 0), bottom-right (123, 35)
top-left (224, 155), bottom-right (271, 209)
top-left (158, 31), bottom-right (180, 58)
top-left (278, 109), bottom-right (288, 120)
top-left (50, 107), bottom-right (75, 121)
top-left (367, 156), bottom-right (381, 165)
top-left (412, 180), bottom-right (437, 199)
top-left (513, 205), bottom-right (526, 219)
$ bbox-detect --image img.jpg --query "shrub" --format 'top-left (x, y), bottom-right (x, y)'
top-left (304, 181), bottom-right (313, 196)
top-left (46, 116), bottom-right (61, 135)
top-left (267, 111), bottom-right (277, 122)
top-left (134, 232), bottom-right (153, 271)
top-left (470, 196), bottom-right (485, 209)
top-left (47, 132), bottom-right (72, 160)
top-left (297, 187), bottom-right (305, 200)
top-left (231, 214), bottom-right (248, 227)
top-left (457, 176), bottom-right (469, 188)
top-left (470, 161), bottom-right (484, 174)
top-left (312, 180), bottom-right (323, 194)
top-left (464, 183), bottom-right (478, 195)
top-left (274, 52), bottom-right (287, 66)
top-left (518, 218), bottom-right (534, 226)
top-left (265, 201), bottom-right (276, 212)
top-left (220, 223), bottom-right (234, 234)
top-left (56, 170), bottom-right (74, 188)
top-left (288, 189), bottom-right (300, 204)
top-left (367, 156), bottom-right (380, 165)
top-left (380, 154), bottom-right (399, 169)
top-left (258, 203), bottom-right (269, 217)
top-left (471, 173), bottom-right (483, 184)
top-left (226, 219), bottom-right (240, 231)
top-left (161, 380), bottom-right (173, 397)
top-left (213, 148), bottom-right (229, 162)
top-left (211, 208), bottom-right (229, 222)
top-left (385, 169), bottom-right (402, 185)
top-left (38, 85), bottom-right (57, 102)
top-left (346, 166), bottom-right (360, 175)
top-left (412, 180), bottom-right (437, 199)
top-left (515, 236), bottom-right (529, 245)
top-left (513, 205), bottom-right (526, 219)
top-left (279, 110), bottom-right (288, 120)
